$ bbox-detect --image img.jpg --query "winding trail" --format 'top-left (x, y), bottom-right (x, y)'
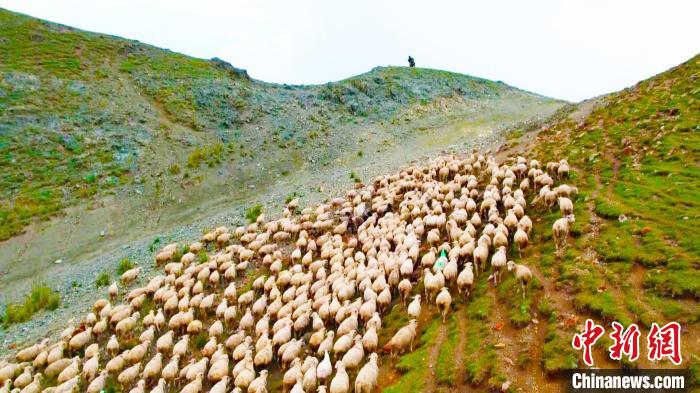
top-left (424, 322), bottom-right (449, 393)
top-left (452, 305), bottom-right (469, 388)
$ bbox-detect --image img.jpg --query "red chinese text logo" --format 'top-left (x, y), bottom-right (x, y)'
top-left (608, 321), bottom-right (640, 362)
top-left (573, 320), bottom-right (683, 366)
top-left (572, 319), bottom-right (605, 366)
top-left (647, 322), bottom-right (682, 365)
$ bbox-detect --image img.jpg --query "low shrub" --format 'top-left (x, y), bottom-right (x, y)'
top-left (117, 258), bottom-right (135, 275)
top-left (246, 204), bottom-right (263, 223)
top-left (2, 285), bottom-right (61, 325)
top-left (95, 272), bottom-right (110, 288)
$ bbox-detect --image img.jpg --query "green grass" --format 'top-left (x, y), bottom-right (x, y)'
top-left (529, 54), bottom-right (699, 341)
top-left (245, 204), bottom-right (263, 223)
top-left (435, 314), bottom-right (458, 385)
top-left (148, 237), bottom-right (161, 253)
top-left (542, 318), bottom-right (579, 375)
top-left (574, 291), bottom-right (632, 325)
top-left (384, 319), bottom-right (439, 393)
top-left (462, 281), bottom-right (496, 385)
top-left (194, 332), bottom-right (208, 350)
top-left (593, 197), bottom-right (625, 219)
top-left (168, 163), bottom-right (181, 175)
top-left (466, 281), bottom-right (493, 321)
top-left (643, 263), bottom-right (700, 298)
top-left (689, 355), bottom-right (700, 386)
top-left (284, 192), bottom-right (301, 204)
top-left (1, 284), bottom-right (61, 325)
top-left (116, 258), bottom-right (135, 275)
top-left (496, 273), bottom-right (541, 327)
top-left (95, 272), bottom-right (110, 288)
top-left (464, 320), bottom-right (495, 384)
top-left (378, 303), bottom-right (411, 345)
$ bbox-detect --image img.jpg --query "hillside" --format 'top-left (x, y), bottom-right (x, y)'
top-left (0, 7), bottom-right (562, 308)
top-left (0, 6), bottom-right (697, 393)
top-left (0, 54), bottom-right (696, 393)
top-left (0, 8), bottom-right (558, 241)
top-left (490, 54), bottom-right (700, 384)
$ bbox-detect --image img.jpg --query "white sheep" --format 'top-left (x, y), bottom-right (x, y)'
top-left (407, 295), bottom-right (421, 319)
top-left (553, 214), bottom-right (575, 251)
top-left (457, 262), bottom-right (474, 298)
top-left (490, 246), bottom-right (507, 285)
top-left (514, 228), bottom-right (529, 258)
top-left (384, 319), bottom-right (418, 358)
top-left (354, 353), bottom-right (379, 393)
top-left (507, 261), bottom-right (533, 298)
top-left (435, 287), bottom-right (452, 322)
top-left (558, 197), bottom-right (574, 216)
top-left (330, 361), bottom-right (349, 393)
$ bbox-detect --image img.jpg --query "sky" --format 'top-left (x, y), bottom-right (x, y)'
top-left (0, 0), bottom-right (698, 102)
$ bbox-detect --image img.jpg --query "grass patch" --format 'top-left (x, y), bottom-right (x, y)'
top-left (435, 314), bottom-right (458, 385)
top-left (466, 281), bottom-right (492, 321)
top-left (194, 332), bottom-right (208, 350)
top-left (594, 197), bottom-right (624, 220)
top-left (643, 265), bottom-right (700, 299)
top-left (284, 192), bottom-right (301, 204)
top-left (574, 291), bottom-right (631, 325)
top-left (197, 250), bottom-right (208, 264)
top-left (542, 319), bottom-right (579, 374)
top-left (464, 282), bottom-right (496, 385)
top-left (95, 272), bottom-right (110, 288)
top-left (245, 204), bottom-right (263, 223)
top-left (116, 258), bottom-right (135, 275)
top-left (1, 284), bottom-right (61, 325)
top-left (464, 322), bottom-right (495, 384)
top-left (168, 163), bottom-right (181, 175)
top-left (384, 319), bottom-right (439, 393)
top-left (349, 170), bottom-right (362, 183)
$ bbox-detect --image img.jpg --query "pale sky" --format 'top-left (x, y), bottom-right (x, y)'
top-left (1, 0), bottom-right (698, 102)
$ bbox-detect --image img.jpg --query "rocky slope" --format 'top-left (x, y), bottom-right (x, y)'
top-left (0, 7), bottom-right (562, 313)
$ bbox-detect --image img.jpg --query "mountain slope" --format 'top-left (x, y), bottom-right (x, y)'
top-left (487, 54), bottom-right (700, 384)
top-left (0, 8), bottom-right (561, 242)
top-left (0, 53), bottom-right (695, 393)
top-left (0, 8), bottom-right (562, 310)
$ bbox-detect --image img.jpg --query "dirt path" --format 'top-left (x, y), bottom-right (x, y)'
top-left (452, 305), bottom-right (469, 388)
top-left (487, 285), bottom-right (521, 388)
top-left (424, 323), bottom-right (449, 393)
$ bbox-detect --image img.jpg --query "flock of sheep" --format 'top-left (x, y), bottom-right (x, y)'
top-left (0, 152), bottom-right (576, 393)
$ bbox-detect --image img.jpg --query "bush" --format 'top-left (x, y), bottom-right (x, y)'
top-left (285, 192), bottom-right (300, 204)
top-left (95, 272), bottom-right (110, 288)
top-left (117, 258), bottom-right (135, 275)
top-left (28, 285), bottom-right (60, 311)
top-left (187, 147), bottom-right (206, 168)
top-left (198, 250), bottom-right (208, 264)
top-left (2, 285), bottom-right (61, 325)
top-left (168, 163), bottom-right (181, 175)
top-left (148, 237), bottom-right (161, 252)
top-left (246, 204), bottom-right (263, 223)
top-left (194, 332), bottom-right (208, 349)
